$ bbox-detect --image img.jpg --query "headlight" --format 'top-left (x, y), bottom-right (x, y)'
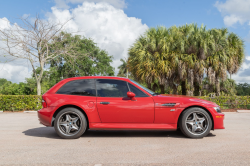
top-left (213, 107), bottom-right (221, 113)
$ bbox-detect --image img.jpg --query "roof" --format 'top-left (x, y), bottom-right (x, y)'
top-left (62, 76), bottom-right (130, 81)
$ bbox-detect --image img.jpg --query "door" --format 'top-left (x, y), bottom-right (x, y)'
top-left (96, 79), bottom-right (155, 123)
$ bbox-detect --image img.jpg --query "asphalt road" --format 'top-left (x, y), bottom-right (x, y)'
top-left (0, 112), bottom-right (249, 166)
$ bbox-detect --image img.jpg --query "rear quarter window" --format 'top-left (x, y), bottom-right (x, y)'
top-left (56, 79), bottom-right (96, 96)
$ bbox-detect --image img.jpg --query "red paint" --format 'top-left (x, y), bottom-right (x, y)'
top-left (127, 91), bottom-right (136, 101)
top-left (38, 76), bottom-right (225, 130)
top-left (89, 123), bottom-right (176, 130)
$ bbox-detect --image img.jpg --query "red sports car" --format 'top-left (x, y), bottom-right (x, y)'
top-left (38, 76), bottom-right (224, 139)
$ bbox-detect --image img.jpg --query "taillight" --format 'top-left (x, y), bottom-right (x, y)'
top-left (42, 98), bottom-right (47, 108)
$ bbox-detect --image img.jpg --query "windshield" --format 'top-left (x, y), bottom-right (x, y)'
top-left (130, 79), bottom-right (155, 95)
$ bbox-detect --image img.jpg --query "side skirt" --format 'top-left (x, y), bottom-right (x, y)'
top-left (89, 123), bottom-right (177, 130)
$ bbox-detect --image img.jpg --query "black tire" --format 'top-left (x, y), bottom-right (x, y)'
top-left (179, 107), bottom-right (212, 138)
top-left (54, 107), bottom-right (87, 139)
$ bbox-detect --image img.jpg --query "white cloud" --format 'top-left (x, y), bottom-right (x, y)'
top-left (215, 0), bottom-right (250, 26)
top-left (0, 63), bottom-right (31, 83)
top-left (54, 0), bottom-right (126, 9)
top-left (231, 56), bottom-right (250, 83)
top-left (0, 17), bottom-right (34, 83)
top-left (47, 2), bottom-right (148, 73)
top-left (0, 2), bottom-right (147, 82)
top-left (0, 17), bottom-right (11, 30)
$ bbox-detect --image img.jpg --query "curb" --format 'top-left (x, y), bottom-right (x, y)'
top-left (24, 111), bottom-right (37, 113)
top-left (237, 110), bottom-right (250, 113)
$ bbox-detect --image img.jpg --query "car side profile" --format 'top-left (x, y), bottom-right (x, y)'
top-left (38, 76), bottom-right (225, 139)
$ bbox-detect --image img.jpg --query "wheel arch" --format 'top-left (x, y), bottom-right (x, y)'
top-left (51, 104), bottom-right (89, 129)
top-left (177, 105), bottom-right (214, 130)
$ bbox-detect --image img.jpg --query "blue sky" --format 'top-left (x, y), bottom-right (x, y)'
top-left (0, 0), bottom-right (250, 83)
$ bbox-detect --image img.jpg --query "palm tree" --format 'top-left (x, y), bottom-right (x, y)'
top-left (128, 24), bottom-right (245, 96)
top-left (117, 58), bottom-right (129, 78)
top-left (128, 27), bottom-right (177, 94)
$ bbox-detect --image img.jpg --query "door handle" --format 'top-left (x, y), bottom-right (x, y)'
top-left (100, 102), bottom-right (110, 105)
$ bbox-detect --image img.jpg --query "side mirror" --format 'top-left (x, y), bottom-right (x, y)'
top-left (127, 91), bottom-right (136, 101)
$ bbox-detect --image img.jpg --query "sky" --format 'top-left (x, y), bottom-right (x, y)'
top-left (0, 0), bottom-right (250, 83)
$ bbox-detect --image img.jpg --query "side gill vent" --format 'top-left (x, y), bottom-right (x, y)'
top-left (161, 103), bottom-right (176, 107)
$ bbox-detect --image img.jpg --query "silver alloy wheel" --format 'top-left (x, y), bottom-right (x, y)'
top-left (185, 112), bottom-right (209, 135)
top-left (57, 111), bottom-right (82, 136)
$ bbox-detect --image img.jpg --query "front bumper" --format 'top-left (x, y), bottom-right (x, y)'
top-left (38, 107), bottom-right (56, 127)
top-left (208, 107), bottom-right (225, 129)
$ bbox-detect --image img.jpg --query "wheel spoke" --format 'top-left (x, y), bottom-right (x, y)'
top-left (65, 114), bottom-right (71, 122)
top-left (186, 120), bottom-right (194, 126)
top-left (198, 123), bottom-right (205, 131)
top-left (72, 117), bottom-right (79, 123)
top-left (65, 125), bottom-right (72, 134)
top-left (193, 113), bottom-right (198, 121)
top-left (59, 121), bottom-right (68, 127)
top-left (72, 123), bottom-right (79, 131)
top-left (192, 125), bottom-right (197, 132)
top-left (197, 117), bottom-right (205, 124)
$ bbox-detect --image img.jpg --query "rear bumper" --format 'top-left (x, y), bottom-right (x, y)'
top-left (208, 107), bottom-right (225, 129)
top-left (38, 107), bottom-right (56, 127)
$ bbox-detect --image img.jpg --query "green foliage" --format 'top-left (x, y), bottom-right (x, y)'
top-left (49, 32), bottom-right (115, 78)
top-left (197, 96), bottom-right (250, 109)
top-left (128, 24), bottom-right (245, 96)
top-left (0, 78), bottom-right (36, 95)
top-left (0, 95), bottom-right (249, 111)
top-left (0, 95), bottom-right (42, 111)
top-left (236, 83), bottom-right (250, 96)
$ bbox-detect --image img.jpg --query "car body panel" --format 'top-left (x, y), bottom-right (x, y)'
top-left (97, 96), bottom-right (155, 123)
top-left (38, 76), bottom-right (225, 130)
top-left (89, 123), bottom-right (176, 130)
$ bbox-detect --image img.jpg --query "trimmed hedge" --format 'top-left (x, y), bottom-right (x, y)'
top-left (0, 95), bottom-right (249, 111)
top-left (0, 95), bottom-right (42, 111)
top-left (197, 96), bottom-right (250, 109)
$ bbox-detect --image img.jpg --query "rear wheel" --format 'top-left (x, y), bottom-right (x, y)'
top-left (179, 107), bottom-right (212, 138)
top-left (54, 107), bottom-right (87, 139)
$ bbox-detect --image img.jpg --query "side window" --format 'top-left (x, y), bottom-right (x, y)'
top-left (56, 79), bottom-right (96, 96)
top-left (128, 83), bottom-right (148, 97)
top-left (96, 79), bottom-right (129, 97)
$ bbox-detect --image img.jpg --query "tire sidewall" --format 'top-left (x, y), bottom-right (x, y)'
top-left (180, 107), bottom-right (212, 138)
top-left (54, 107), bottom-right (87, 139)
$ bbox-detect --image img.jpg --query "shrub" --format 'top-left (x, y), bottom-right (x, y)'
top-left (0, 95), bottom-right (42, 111)
top-left (0, 95), bottom-right (250, 111)
top-left (197, 96), bottom-right (250, 109)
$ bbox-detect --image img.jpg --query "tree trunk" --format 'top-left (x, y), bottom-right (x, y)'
top-left (152, 83), bottom-right (158, 92)
top-left (159, 85), bottom-right (165, 94)
top-left (147, 83), bottom-right (151, 90)
top-left (37, 80), bottom-right (41, 95)
top-left (230, 74), bottom-right (231, 79)
top-left (126, 69), bottom-right (128, 78)
top-left (181, 81), bottom-right (186, 95)
top-left (216, 77), bottom-right (220, 96)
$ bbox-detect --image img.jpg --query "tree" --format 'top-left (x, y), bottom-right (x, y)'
top-left (128, 24), bottom-right (245, 96)
top-left (48, 32), bottom-right (114, 79)
top-left (236, 83), bottom-right (250, 96)
top-left (117, 58), bottom-right (129, 78)
top-left (0, 15), bottom-right (72, 95)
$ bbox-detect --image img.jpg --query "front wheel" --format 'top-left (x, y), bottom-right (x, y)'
top-left (179, 107), bottom-right (212, 138)
top-left (54, 107), bottom-right (87, 139)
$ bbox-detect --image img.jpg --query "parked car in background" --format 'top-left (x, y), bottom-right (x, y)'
top-left (38, 76), bottom-right (225, 139)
